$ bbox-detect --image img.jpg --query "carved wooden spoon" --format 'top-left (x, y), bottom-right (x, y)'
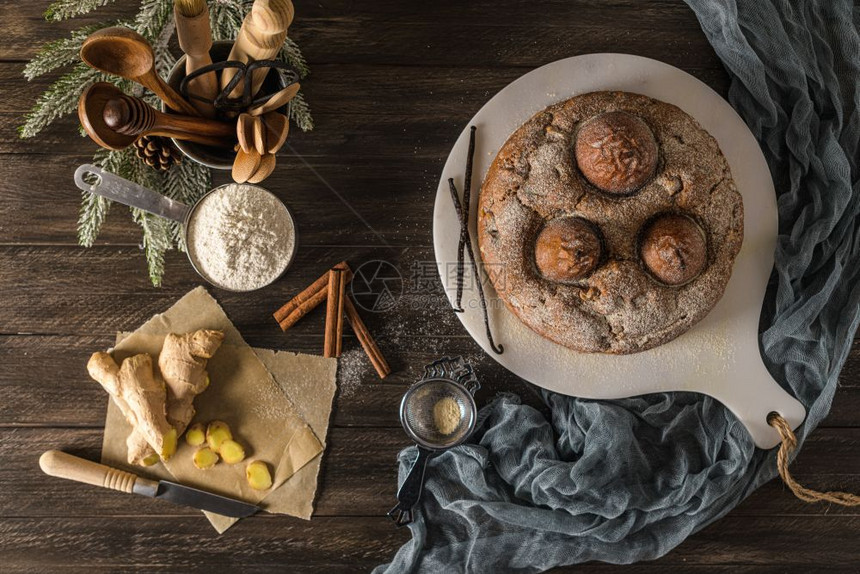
top-left (80, 26), bottom-right (199, 116)
top-left (79, 82), bottom-right (235, 150)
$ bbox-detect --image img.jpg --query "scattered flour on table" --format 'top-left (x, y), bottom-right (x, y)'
top-left (187, 184), bottom-right (295, 291)
top-left (337, 348), bottom-right (368, 399)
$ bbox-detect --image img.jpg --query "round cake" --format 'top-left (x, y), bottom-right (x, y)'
top-left (477, 91), bottom-right (744, 354)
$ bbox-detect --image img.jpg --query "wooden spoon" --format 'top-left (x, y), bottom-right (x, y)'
top-left (248, 83), bottom-right (300, 117)
top-left (80, 26), bottom-right (199, 116)
top-left (79, 82), bottom-right (234, 150)
top-left (248, 153), bottom-right (277, 183)
top-left (261, 112), bottom-right (289, 154)
top-left (232, 148), bottom-right (262, 183)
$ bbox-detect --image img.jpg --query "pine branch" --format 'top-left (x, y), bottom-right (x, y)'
top-left (45, 0), bottom-right (116, 21)
top-left (209, 0), bottom-right (249, 40)
top-left (18, 64), bottom-right (126, 139)
top-left (131, 208), bottom-right (174, 287)
top-left (133, 0), bottom-right (174, 41)
top-left (281, 37), bottom-right (310, 78)
top-left (78, 192), bottom-right (112, 247)
top-left (23, 23), bottom-right (112, 80)
top-left (160, 156), bottom-right (211, 204)
top-left (289, 91), bottom-right (314, 131)
top-left (77, 147), bottom-right (133, 246)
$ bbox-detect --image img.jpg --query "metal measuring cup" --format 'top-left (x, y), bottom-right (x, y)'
top-left (73, 164), bottom-right (297, 291)
top-left (388, 357), bottom-right (481, 526)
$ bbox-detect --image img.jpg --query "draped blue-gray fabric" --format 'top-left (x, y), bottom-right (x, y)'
top-left (375, 1), bottom-right (860, 571)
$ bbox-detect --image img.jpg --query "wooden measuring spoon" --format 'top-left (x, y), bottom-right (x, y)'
top-left (236, 113), bottom-right (257, 153)
top-left (80, 26), bottom-right (199, 116)
top-left (233, 148), bottom-right (262, 183)
top-left (79, 82), bottom-right (234, 150)
top-left (253, 117), bottom-right (267, 155)
top-left (248, 153), bottom-right (277, 183)
top-left (248, 83), bottom-right (300, 117)
top-left (261, 112), bottom-right (289, 154)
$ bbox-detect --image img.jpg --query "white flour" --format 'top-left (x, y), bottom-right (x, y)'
top-left (187, 184), bottom-right (295, 291)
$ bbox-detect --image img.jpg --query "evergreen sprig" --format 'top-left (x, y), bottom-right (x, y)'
top-left (45, 0), bottom-right (117, 21)
top-left (21, 0), bottom-right (314, 286)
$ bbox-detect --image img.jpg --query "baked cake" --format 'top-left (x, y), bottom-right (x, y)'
top-left (477, 91), bottom-right (743, 354)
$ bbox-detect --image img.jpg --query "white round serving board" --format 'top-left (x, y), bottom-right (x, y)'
top-left (432, 53), bottom-right (805, 449)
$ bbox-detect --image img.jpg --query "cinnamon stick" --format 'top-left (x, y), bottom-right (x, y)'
top-left (323, 268), bottom-right (346, 358)
top-left (344, 296), bottom-right (391, 379)
top-left (274, 261), bottom-right (350, 331)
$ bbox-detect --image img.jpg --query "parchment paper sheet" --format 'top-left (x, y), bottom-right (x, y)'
top-left (101, 287), bottom-right (336, 532)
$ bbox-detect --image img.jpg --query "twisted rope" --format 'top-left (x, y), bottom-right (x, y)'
top-left (768, 412), bottom-right (860, 506)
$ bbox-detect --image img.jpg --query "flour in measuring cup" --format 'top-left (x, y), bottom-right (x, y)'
top-left (187, 184), bottom-right (295, 291)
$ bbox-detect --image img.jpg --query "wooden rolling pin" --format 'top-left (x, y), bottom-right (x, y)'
top-left (174, 0), bottom-right (218, 117)
top-left (221, 0), bottom-right (295, 98)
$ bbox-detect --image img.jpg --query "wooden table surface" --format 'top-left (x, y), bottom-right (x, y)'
top-left (2, 1), bottom-right (858, 572)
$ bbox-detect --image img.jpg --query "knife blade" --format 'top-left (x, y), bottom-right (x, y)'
top-left (39, 449), bottom-right (259, 518)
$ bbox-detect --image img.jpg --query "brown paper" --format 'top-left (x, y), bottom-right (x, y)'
top-left (101, 287), bottom-right (328, 532)
top-left (206, 349), bottom-right (337, 532)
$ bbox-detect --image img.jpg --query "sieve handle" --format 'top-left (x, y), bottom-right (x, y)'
top-left (387, 446), bottom-right (434, 527)
top-left (423, 356), bottom-right (481, 395)
top-left (74, 164), bottom-right (192, 223)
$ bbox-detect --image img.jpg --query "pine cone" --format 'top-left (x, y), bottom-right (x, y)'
top-left (133, 135), bottom-right (182, 171)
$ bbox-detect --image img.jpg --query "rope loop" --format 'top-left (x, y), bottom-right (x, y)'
top-left (767, 412), bottom-right (860, 506)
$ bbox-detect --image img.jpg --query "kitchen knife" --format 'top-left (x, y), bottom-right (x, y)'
top-left (39, 450), bottom-right (259, 518)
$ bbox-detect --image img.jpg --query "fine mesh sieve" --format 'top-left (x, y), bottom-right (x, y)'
top-left (389, 358), bottom-right (481, 527)
top-left (400, 378), bottom-right (477, 450)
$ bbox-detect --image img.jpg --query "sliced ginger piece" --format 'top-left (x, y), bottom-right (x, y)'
top-left (161, 428), bottom-right (178, 461)
top-left (193, 446), bottom-right (219, 470)
top-left (206, 421), bottom-right (232, 452)
top-left (140, 452), bottom-right (161, 467)
top-left (246, 460), bottom-right (272, 490)
top-left (185, 423), bottom-right (206, 447)
top-left (220, 439), bottom-right (246, 464)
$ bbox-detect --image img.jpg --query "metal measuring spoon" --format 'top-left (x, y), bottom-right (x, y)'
top-left (388, 357), bottom-right (481, 527)
top-left (73, 164), bottom-right (297, 291)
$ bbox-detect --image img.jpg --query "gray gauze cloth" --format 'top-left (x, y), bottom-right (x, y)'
top-left (375, 1), bottom-right (860, 571)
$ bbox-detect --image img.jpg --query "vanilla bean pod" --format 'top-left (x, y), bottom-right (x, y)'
top-left (454, 125), bottom-right (477, 312)
top-left (448, 177), bottom-right (503, 354)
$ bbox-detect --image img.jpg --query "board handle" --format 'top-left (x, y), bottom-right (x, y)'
top-left (39, 450), bottom-right (156, 495)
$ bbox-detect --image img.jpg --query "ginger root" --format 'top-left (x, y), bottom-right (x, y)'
top-left (206, 420), bottom-right (232, 452)
top-left (185, 423), bottom-right (206, 447)
top-left (125, 329), bottom-right (224, 465)
top-left (246, 460), bottom-right (272, 490)
top-left (193, 447), bottom-right (219, 469)
top-left (160, 330), bottom-right (224, 435)
top-left (87, 352), bottom-right (177, 464)
top-left (220, 439), bottom-right (246, 464)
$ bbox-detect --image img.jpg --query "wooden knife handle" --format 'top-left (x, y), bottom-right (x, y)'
top-left (39, 450), bottom-right (142, 494)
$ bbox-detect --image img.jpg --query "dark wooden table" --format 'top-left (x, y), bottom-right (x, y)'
top-left (2, 1), bottom-right (858, 572)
